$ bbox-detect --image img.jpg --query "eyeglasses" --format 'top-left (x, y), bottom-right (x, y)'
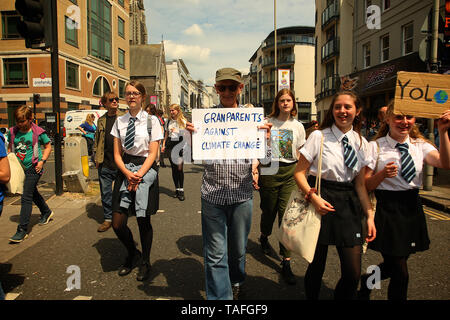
top-left (109, 97), bottom-right (119, 102)
top-left (216, 84), bottom-right (239, 92)
top-left (125, 91), bottom-right (142, 97)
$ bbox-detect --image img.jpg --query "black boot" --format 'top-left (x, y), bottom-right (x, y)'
top-left (137, 262), bottom-right (151, 281)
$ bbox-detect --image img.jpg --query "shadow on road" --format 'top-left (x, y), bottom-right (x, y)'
top-left (0, 263), bottom-right (25, 295)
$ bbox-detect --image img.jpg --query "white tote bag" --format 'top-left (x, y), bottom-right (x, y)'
top-left (279, 134), bottom-right (324, 263)
top-left (6, 153), bottom-right (25, 194)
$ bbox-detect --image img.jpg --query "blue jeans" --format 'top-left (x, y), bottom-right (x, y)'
top-left (99, 165), bottom-right (118, 221)
top-left (19, 166), bottom-right (51, 230)
top-left (201, 198), bottom-right (253, 300)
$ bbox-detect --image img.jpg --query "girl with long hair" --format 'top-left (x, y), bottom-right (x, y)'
top-left (258, 89), bottom-right (306, 285)
top-left (110, 80), bottom-right (163, 281)
top-left (293, 91), bottom-right (376, 300)
top-left (360, 102), bottom-right (450, 300)
top-left (161, 104), bottom-right (187, 201)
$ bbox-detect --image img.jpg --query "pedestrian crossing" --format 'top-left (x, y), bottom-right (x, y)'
top-left (424, 207), bottom-right (450, 221)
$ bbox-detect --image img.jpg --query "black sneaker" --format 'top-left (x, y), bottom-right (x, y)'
top-left (178, 190), bottom-right (185, 201)
top-left (174, 190), bottom-right (179, 198)
top-left (259, 235), bottom-right (271, 255)
top-left (281, 260), bottom-right (297, 285)
top-left (39, 211), bottom-right (54, 225)
top-left (9, 227), bottom-right (28, 243)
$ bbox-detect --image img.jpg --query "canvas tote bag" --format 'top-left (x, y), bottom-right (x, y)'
top-left (279, 133), bottom-right (324, 263)
top-left (6, 153), bottom-right (25, 194)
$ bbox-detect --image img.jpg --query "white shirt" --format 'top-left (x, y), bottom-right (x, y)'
top-left (267, 117), bottom-right (306, 163)
top-left (167, 118), bottom-right (187, 140)
top-left (300, 124), bottom-right (370, 182)
top-left (367, 134), bottom-right (437, 190)
top-left (111, 110), bottom-right (163, 157)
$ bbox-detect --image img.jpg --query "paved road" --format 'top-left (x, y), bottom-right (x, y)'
top-left (1, 164), bottom-right (449, 301)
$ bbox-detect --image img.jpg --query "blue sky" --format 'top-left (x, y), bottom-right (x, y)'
top-left (143, 0), bottom-right (315, 85)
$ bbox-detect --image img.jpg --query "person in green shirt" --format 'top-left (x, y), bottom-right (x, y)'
top-left (7, 106), bottom-right (53, 243)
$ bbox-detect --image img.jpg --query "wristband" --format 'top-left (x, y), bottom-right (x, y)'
top-left (305, 188), bottom-right (317, 202)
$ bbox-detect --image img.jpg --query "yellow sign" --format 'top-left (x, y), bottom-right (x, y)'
top-left (394, 71), bottom-right (450, 119)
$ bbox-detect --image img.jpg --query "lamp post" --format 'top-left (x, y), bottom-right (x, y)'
top-left (274, 0), bottom-right (277, 98)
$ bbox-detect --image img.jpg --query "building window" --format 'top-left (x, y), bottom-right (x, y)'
top-left (88, 0), bottom-right (112, 63)
top-left (402, 23), bottom-right (413, 56)
top-left (2, 11), bottom-right (21, 39)
top-left (65, 16), bottom-right (78, 47)
top-left (363, 42), bottom-right (371, 68)
top-left (365, 0), bottom-right (372, 19)
top-left (382, 0), bottom-right (391, 11)
top-left (118, 48), bottom-right (125, 69)
top-left (118, 16), bottom-right (125, 38)
top-left (67, 102), bottom-right (79, 111)
top-left (118, 0), bottom-right (124, 7)
top-left (119, 79), bottom-right (126, 98)
top-left (93, 76), bottom-right (111, 97)
top-left (380, 34), bottom-right (389, 62)
top-left (66, 61), bottom-right (79, 89)
top-left (3, 58), bottom-right (27, 86)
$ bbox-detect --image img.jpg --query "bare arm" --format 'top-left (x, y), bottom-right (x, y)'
top-left (355, 168), bottom-right (376, 242)
top-left (0, 156), bottom-right (10, 184)
top-left (425, 110), bottom-right (450, 169)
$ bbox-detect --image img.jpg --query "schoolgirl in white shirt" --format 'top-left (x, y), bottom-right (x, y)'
top-left (360, 102), bottom-right (450, 300)
top-left (110, 80), bottom-right (163, 282)
top-left (294, 91), bottom-right (376, 300)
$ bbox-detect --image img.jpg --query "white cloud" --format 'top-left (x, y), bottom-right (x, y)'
top-left (165, 40), bottom-right (211, 64)
top-left (183, 24), bottom-right (204, 36)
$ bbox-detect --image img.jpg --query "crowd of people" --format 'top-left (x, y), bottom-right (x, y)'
top-left (0, 66), bottom-right (449, 301)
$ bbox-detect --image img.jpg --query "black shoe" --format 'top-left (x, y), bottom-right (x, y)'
top-left (137, 262), bottom-right (151, 281)
top-left (357, 274), bottom-right (372, 300)
top-left (281, 260), bottom-right (297, 285)
top-left (259, 235), bottom-right (271, 255)
top-left (232, 285), bottom-right (245, 300)
top-left (174, 190), bottom-right (179, 198)
top-left (178, 190), bottom-right (185, 201)
top-left (118, 250), bottom-right (141, 276)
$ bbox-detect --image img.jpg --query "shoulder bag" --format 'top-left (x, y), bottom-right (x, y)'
top-left (6, 153), bottom-right (25, 194)
top-left (278, 132), bottom-right (324, 263)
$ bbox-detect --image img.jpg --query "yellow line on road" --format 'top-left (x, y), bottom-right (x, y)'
top-left (424, 208), bottom-right (450, 221)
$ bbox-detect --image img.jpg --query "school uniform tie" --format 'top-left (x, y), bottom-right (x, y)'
top-left (396, 142), bottom-right (416, 183)
top-left (342, 135), bottom-right (358, 170)
top-left (124, 117), bottom-right (137, 150)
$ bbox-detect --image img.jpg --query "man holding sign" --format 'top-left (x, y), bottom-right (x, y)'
top-left (187, 68), bottom-right (270, 300)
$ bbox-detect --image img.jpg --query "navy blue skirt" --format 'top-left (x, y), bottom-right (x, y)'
top-left (368, 189), bottom-right (430, 257)
top-left (308, 176), bottom-right (363, 247)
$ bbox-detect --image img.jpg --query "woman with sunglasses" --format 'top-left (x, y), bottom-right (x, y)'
top-left (161, 104), bottom-right (187, 201)
top-left (110, 81), bottom-right (163, 281)
top-left (94, 92), bottom-right (123, 232)
top-left (360, 102), bottom-right (450, 300)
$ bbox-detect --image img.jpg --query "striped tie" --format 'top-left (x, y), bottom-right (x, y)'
top-left (342, 135), bottom-right (357, 170)
top-left (396, 142), bottom-right (416, 183)
top-left (124, 117), bottom-right (137, 150)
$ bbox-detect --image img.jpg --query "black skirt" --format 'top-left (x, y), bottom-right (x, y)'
top-left (368, 189), bottom-right (430, 257)
top-left (112, 153), bottom-right (159, 216)
top-left (308, 176), bottom-right (363, 247)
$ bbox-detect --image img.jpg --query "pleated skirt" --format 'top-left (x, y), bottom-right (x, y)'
top-left (307, 176), bottom-right (363, 247)
top-left (368, 189), bottom-right (430, 257)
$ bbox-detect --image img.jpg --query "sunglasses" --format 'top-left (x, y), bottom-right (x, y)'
top-left (216, 84), bottom-right (239, 92)
top-left (109, 97), bottom-right (119, 102)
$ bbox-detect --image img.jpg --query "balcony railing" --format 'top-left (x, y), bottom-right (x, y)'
top-left (316, 74), bottom-right (340, 100)
top-left (262, 54), bottom-right (295, 67)
top-left (321, 37), bottom-right (339, 61)
top-left (262, 35), bottom-right (315, 49)
top-left (322, 0), bottom-right (339, 28)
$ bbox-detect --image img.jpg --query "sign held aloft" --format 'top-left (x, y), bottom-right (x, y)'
top-left (192, 108), bottom-right (266, 160)
top-left (394, 71), bottom-right (450, 119)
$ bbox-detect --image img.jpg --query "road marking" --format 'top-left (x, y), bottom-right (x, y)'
top-left (424, 208), bottom-right (450, 221)
top-left (157, 209), bottom-right (165, 213)
top-left (73, 296), bottom-right (92, 300)
top-left (5, 293), bottom-right (21, 300)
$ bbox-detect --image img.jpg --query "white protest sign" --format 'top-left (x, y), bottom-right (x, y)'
top-left (192, 108), bottom-right (266, 160)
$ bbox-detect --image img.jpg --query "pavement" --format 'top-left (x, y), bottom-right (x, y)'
top-left (0, 168), bottom-right (448, 264)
